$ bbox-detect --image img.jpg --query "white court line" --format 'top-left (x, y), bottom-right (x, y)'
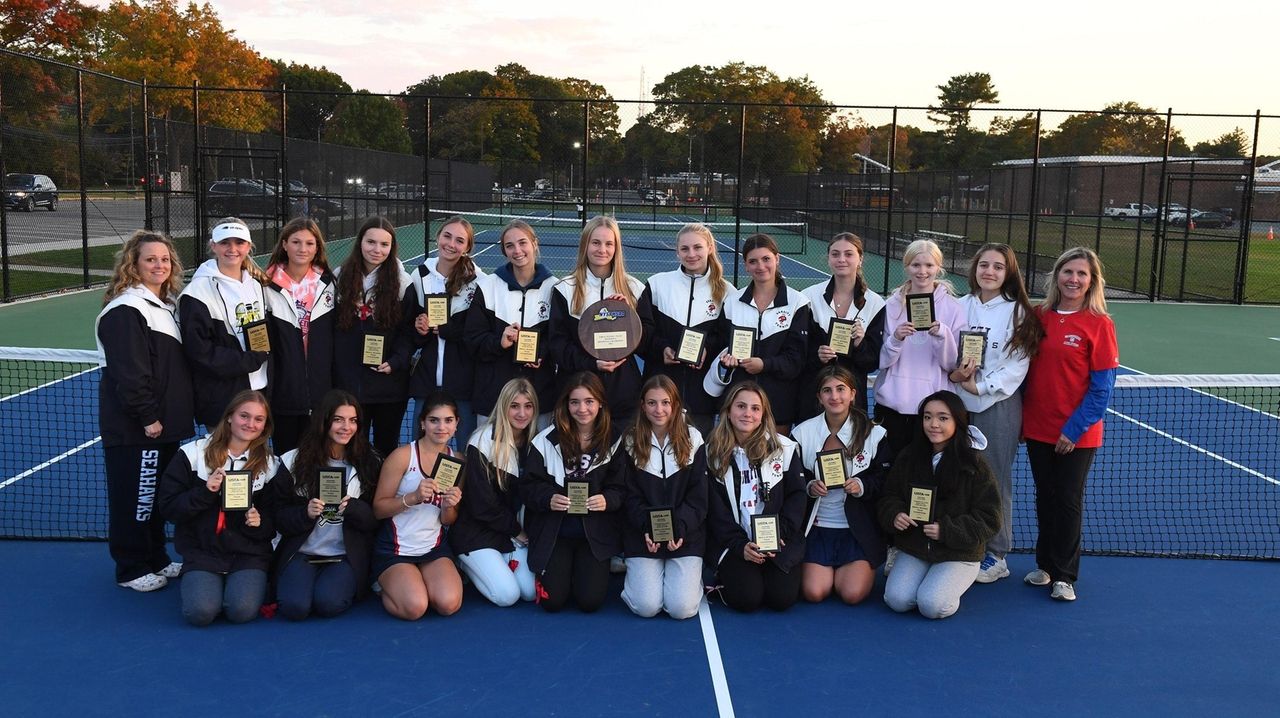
top-left (0, 365), bottom-right (98, 404)
top-left (0, 436), bottom-right (101, 491)
top-left (1118, 364), bottom-right (1280, 420)
top-left (697, 599), bottom-right (736, 718)
top-left (1107, 407), bottom-right (1279, 487)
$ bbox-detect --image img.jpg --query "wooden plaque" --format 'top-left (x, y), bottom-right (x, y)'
top-left (958, 330), bottom-right (987, 369)
top-left (751, 514), bottom-right (780, 553)
top-left (816, 449), bottom-right (846, 488)
top-left (730, 328), bottom-right (755, 359)
top-left (318, 469), bottom-right (345, 507)
top-left (578, 298), bottom-right (642, 361)
top-left (909, 485), bottom-right (935, 523)
top-left (362, 333), bottom-right (385, 366)
top-left (243, 319), bottom-right (271, 353)
top-left (649, 507), bottom-right (675, 544)
top-left (905, 293), bottom-right (936, 329)
top-left (431, 454), bottom-right (465, 491)
top-left (425, 294), bottom-right (450, 328)
top-left (828, 318), bottom-right (858, 356)
top-left (514, 329), bottom-right (542, 364)
top-left (222, 470), bottom-right (252, 511)
top-left (676, 328), bottom-right (706, 366)
top-left (566, 481), bottom-right (590, 515)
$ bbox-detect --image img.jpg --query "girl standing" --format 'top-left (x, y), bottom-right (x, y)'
top-left (179, 218), bottom-right (272, 427)
top-left (96, 230), bottom-right (194, 592)
top-left (637, 223), bottom-right (733, 436)
top-left (371, 391), bottom-right (465, 620)
top-left (877, 390), bottom-right (1000, 619)
top-left (158, 390), bottom-right (285, 626)
top-left (620, 376), bottom-right (708, 619)
top-left (332, 216), bottom-right (416, 459)
top-left (1021, 247), bottom-right (1118, 602)
top-left (949, 244), bottom-right (1042, 584)
top-left (263, 218), bottom-right (337, 455)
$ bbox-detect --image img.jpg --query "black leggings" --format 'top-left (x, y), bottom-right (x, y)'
top-left (271, 413), bottom-right (310, 456)
top-left (874, 405), bottom-right (919, 467)
top-left (716, 552), bottom-right (801, 612)
top-left (364, 400), bottom-right (408, 459)
top-left (1027, 439), bottom-right (1097, 584)
top-left (539, 537), bottom-right (610, 613)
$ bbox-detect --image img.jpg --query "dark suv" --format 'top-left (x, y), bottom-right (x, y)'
top-left (4, 173), bottom-right (59, 211)
top-left (206, 179), bottom-right (277, 217)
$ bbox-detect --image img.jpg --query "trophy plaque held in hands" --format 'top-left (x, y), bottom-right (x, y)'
top-left (578, 298), bottom-right (642, 362)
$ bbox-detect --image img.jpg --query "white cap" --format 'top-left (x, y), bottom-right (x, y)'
top-left (211, 221), bottom-right (251, 243)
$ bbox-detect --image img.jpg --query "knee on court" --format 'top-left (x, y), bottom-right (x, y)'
top-left (313, 594), bottom-right (352, 618)
top-left (883, 590), bottom-right (917, 614)
top-left (624, 589), bottom-right (663, 618)
top-left (664, 597), bottom-right (700, 620)
top-left (223, 601), bottom-right (261, 624)
top-left (277, 598), bottom-right (312, 621)
top-left (917, 596), bottom-right (959, 620)
top-left (182, 603), bottom-right (220, 627)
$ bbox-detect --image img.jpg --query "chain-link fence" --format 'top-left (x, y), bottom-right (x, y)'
top-left (3, 49), bottom-right (1277, 302)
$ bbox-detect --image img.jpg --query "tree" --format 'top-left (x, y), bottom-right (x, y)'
top-left (402, 70), bottom-right (539, 162)
top-left (1, 0), bottom-right (98, 58)
top-left (1043, 101), bottom-right (1189, 157)
top-left (94, 0), bottom-right (276, 131)
top-left (273, 61), bottom-right (351, 142)
top-left (324, 91), bottom-right (411, 153)
top-left (928, 72), bottom-right (999, 168)
top-left (819, 114), bottom-right (871, 173)
top-left (984, 113), bottom-right (1038, 163)
top-left (622, 115), bottom-right (685, 178)
top-left (1192, 128), bottom-right (1249, 158)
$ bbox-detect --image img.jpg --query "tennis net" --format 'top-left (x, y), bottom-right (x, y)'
top-left (3, 347), bottom-right (1278, 558)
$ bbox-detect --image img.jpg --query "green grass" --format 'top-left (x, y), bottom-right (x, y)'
top-left (2, 269), bottom-right (100, 300)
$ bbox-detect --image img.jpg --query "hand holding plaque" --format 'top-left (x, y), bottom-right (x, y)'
top-left (648, 507), bottom-right (675, 544)
top-left (908, 485), bottom-right (935, 524)
top-left (424, 294), bottom-right (450, 328)
top-left (318, 469), bottom-right (345, 509)
top-left (815, 449), bottom-right (847, 488)
top-left (514, 329), bottom-right (541, 364)
top-left (362, 333), bottom-right (386, 367)
top-left (730, 328), bottom-right (755, 359)
top-left (222, 470), bottom-right (252, 511)
top-left (676, 328), bottom-right (706, 366)
top-left (751, 514), bottom-right (780, 554)
top-left (243, 319), bottom-right (270, 354)
top-left (566, 481), bottom-right (590, 515)
top-left (905, 293), bottom-right (936, 329)
top-left (579, 299), bottom-right (642, 362)
top-left (828, 318), bottom-right (858, 356)
top-left (431, 454), bottom-right (465, 492)
top-left (958, 330), bottom-right (987, 369)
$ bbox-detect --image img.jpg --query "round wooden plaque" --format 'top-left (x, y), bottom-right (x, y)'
top-left (577, 298), bottom-right (642, 361)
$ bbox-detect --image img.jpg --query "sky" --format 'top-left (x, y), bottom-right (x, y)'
top-left (86, 0), bottom-right (1280, 146)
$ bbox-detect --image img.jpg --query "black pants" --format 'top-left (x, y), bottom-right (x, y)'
top-left (272, 413), bottom-right (310, 457)
top-left (365, 400), bottom-right (408, 459)
top-left (104, 443), bottom-right (179, 582)
top-left (1027, 439), bottom-right (1097, 584)
top-left (874, 405), bottom-right (919, 467)
top-left (716, 552), bottom-right (801, 612)
top-left (539, 536), bottom-right (610, 613)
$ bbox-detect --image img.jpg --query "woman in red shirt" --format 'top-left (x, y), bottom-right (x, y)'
top-left (1021, 247), bottom-right (1118, 602)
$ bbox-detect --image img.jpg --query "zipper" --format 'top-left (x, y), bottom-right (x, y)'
top-left (685, 273), bottom-right (696, 325)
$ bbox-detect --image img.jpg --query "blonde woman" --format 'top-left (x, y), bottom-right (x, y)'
top-left (96, 230), bottom-right (194, 591)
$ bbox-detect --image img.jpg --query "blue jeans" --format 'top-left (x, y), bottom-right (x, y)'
top-left (277, 555), bottom-right (357, 620)
top-left (181, 569), bottom-right (267, 626)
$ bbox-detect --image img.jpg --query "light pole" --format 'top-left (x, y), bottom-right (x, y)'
top-left (570, 141), bottom-right (581, 199)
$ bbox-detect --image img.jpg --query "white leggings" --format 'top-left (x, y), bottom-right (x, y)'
top-left (458, 545), bottom-right (536, 607)
top-left (883, 551), bottom-right (979, 619)
top-left (621, 556), bottom-right (704, 620)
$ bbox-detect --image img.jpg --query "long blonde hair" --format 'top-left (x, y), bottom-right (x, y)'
top-left (1043, 246), bottom-right (1109, 316)
top-left (203, 390), bottom-right (274, 479)
top-left (705, 382), bottom-right (781, 480)
top-left (894, 238), bottom-right (954, 301)
top-left (677, 223), bottom-right (727, 305)
top-left (104, 230), bottom-right (184, 304)
top-left (486, 378), bottom-right (538, 491)
top-left (571, 215), bottom-right (636, 314)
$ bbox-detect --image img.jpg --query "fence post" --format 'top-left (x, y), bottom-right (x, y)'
top-left (580, 100), bottom-right (590, 225)
top-left (0, 75), bottom-right (9, 301)
top-left (279, 84), bottom-right (289, 227)
top-left (77, 70), bottom-right (89, 288)
top-left (884, 108), bottom-right (898, 292)
top-left (192, 81), bottom-right (204, 263)
top-left (142, 80), bottom-right (153, 231)
top-left (1235, 110), bottom-right (1262, 304)
top-left (733, 104), bottom-right (746, 286)
top-left (1151, 108), bottom-right (1173, 300)
top-left (423, 98), bottom-right (431, 227)
top-left (1025, 110), bottom-right (1042, 294)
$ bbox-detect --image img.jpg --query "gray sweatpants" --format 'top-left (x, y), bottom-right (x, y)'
top-left (883, 552), bottom-right (979, 619)
top-left (969, 393), bottom-right (1021, 558)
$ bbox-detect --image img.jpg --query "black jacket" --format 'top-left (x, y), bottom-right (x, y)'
top-left (462, 263), bottom-right (559, 416)
top-left (331, 269), bottom-right (416, 405)
top-left (449, 429), bottom-right (530, 555)
top-left (637, 269), bottom-right (733, 416)
top-left (95, 287), bottom-right (195, 447)
top-left (876, 444), bottom-right (1001, 564)
top-left (408, 259), bottom-right (485, 401)
top-left (517, 426), bottom-right (625, 574)
top-left (157, 439), bottom-right (284, 574)
top-left (549, 272), bottom-right (646, 421)
top-left (264, 272), bottom-right (337, 416)
top-left (800, 278), bottom-right (886, 418)
top-left (620, 430), bottom-right (708, 559)
top-left (706, 436), bottom-right (808, 573)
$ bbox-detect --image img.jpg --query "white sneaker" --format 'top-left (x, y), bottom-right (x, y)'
top-left (118, 574), bottom-right (168, 592)
top-left (975, 554), bottom-right (1009, 584)
top-left (157, 562), bottom-right (183, 579)
top-left (883, 546), bottom-right (899, 576)
top-left (1023, 568), bottom-right (1051, 587)
top-left (1050, 581), bottom-right (1077, 602)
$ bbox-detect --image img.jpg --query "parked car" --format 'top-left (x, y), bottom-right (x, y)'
top-left (4, 173), bottom-right (59, 211)
top-left (207, 179), bottom-right (277, 217)
top-left (1104, 202), bottom-right (1154, 220)
top-left (1168, 210), bottom-right (1233, 228)
top-left (641, 189), bottom-right (668, 205)
top-left (1144, 203), bottom-right (1189, 223)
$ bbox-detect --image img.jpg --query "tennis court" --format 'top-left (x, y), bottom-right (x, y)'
top-left (1, 212), bottom-right (1278, 715)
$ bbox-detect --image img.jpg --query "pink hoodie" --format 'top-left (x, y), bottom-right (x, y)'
top-left (873, 284), bottom-right (967, 414)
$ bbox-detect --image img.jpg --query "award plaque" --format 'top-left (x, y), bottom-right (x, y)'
top-left (362, 333), bottom-right (385, 366)
top-left (905, 293), bottom-right (936, 328)
top-left (243, 319), bottom-right (271, 353)
top-left (816, 449), bottom-right (846, 488)
top-left (425, 294), bottom-right (450, 328)
top-left (730, 328), bottom-right (755, 359)
top-left (648, 507), bottom-right (675, 544)
top-left (318, 469), bottom-right (345, 508)
top-left (908, 485), bottom-right (935, 523)
top-left (751, 514), bottom-right (780, 553)
top-left (514, 329), bottom-right (541, 364)
top-left (566, 481), bottom-right (590, 515)
top-left (958, 330), bottom-right (987, 369)
top-left (222, 470), bottom-right (252, 511)
top-left (578, 298), bottom-right (642, 361)
top-left (828, 317), bottom-right (858, 356)
top-left (676, 328), bottom-right (706, 366)
top-left (431, 454), bottom-right (465, 492)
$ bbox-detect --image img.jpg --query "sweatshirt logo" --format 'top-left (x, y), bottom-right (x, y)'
top-left (706, 300), bottom-right (718, 317)
top-left (775, 311), bottom-right (789, 327)
top-left (235, 301), bottom-right (264, 326)
top-left (1063, 333), bottom-right (1083, 349)
top-left (538, 302), bottom-right (549, 320)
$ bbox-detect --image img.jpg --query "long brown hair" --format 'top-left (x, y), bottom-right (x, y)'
top-left (705, 382), bottom-right (781, 479)
top-left (435, 215), bottom-right (478, 295)
top-left (830, 232), bottom-right (870, 311)
top-left (741, 234), bottom-right (783, 286)
top-left (104, 230), bottom-right (184, 304)
top-left (289, 390), bottom-right (378, 499)
top-left (814, 365), bottom-right (871, 456)
top-left (265, 217), bottom-right (330, 276)
top-left (336, 216), bottom-right (402, 331)
top-left (553, 372), bottom-right (612, 465)
top-left (627, 375), bottom-right (694, 468)
top-left (203, 390), bottom-right (274, 478)
top-left (570, 216), bottom-right (637, 314)
top-left (677, 223), bottom-right (727, 305)
top-left (967, 243), bottom-right (1044, 359)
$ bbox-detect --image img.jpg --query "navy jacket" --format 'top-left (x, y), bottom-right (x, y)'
top-left (264, 272), bottom-right (337, 416)
top-left (637, 268), bottom-right (733, 416)
top-left (620, 429), bottom-right (709, 560)
top-left (462, 263), bottom-right (558, 416)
